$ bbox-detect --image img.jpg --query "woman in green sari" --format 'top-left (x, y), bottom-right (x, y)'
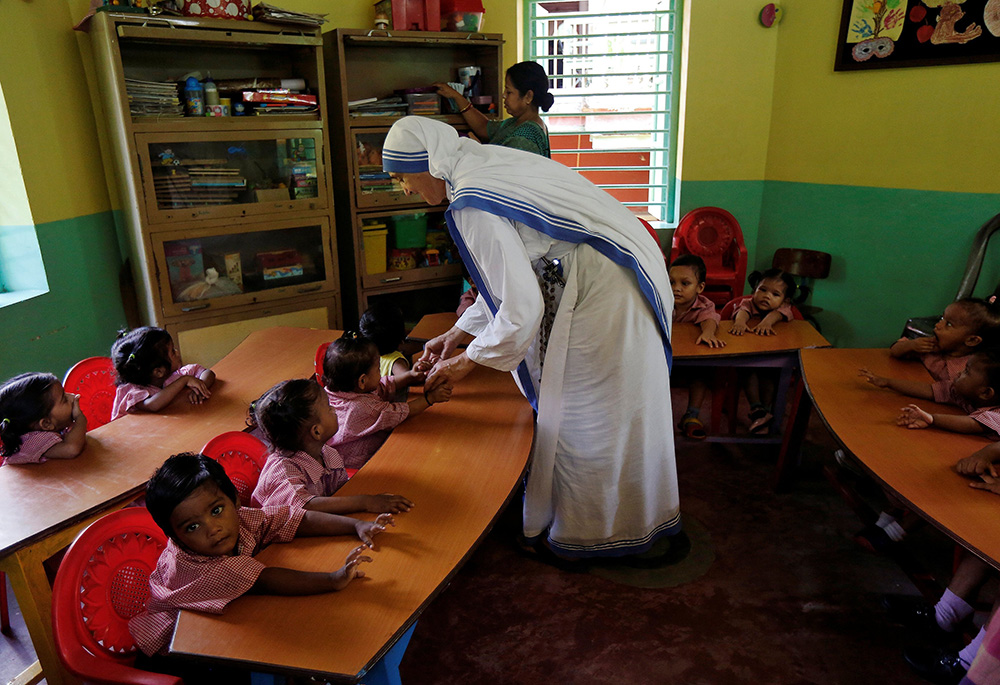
top-left (434, 61), bottom-right (553, 158)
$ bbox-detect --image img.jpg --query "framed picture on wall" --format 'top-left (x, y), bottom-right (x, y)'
top-left (835, 0), bottom-right (1000, 70)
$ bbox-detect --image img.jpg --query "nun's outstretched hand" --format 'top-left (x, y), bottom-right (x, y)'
top-left (424, 351), bottom-right (476, 393)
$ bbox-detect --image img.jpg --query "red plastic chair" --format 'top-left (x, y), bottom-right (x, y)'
top-left (201, 431), bottom-right (269, 507)
top-left (63, 357), bottom-right (117, 430)
top-left (51, 507), bottom-right (178, 685)
top-left (315, 342), bottom-right (332, 385)
top-left (670, 207), bottom-right (748, 308)
top-left (637, 217), bottom-right (665, 257)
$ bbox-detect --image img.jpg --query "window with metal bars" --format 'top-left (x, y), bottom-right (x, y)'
top-left (525, 0), bottom-right (680, 226)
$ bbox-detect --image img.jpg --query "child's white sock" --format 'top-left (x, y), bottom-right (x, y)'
top-left (958, 626), bottom-right (986, 668)
top-left (934, 588), bottom-right (974, 632)
top-left (875, 511), bottom-right (906, 542)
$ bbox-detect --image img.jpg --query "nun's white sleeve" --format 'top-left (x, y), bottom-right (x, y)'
top-left (456, 293), bottom-right (490, 336)
top-left (450, 206), bottom-right (543, 372)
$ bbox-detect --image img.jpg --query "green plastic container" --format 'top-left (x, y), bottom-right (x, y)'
top-left (391, 213), bottom-right (428, 249)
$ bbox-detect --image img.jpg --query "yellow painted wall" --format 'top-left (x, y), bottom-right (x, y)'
top-left (767, 1), bottom-right (1000, 193)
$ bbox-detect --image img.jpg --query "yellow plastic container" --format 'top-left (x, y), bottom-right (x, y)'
top-left (363, 227), bottom-right (388, 274)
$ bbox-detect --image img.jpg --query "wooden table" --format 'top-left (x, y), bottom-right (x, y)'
top-left (170, 358), bottom-right (534, 683)
top-left (0, 327), bottom-right (339, 685)
top-left (404, 312), bottom-right (458, 344)
top-left (800, 348), bottom-right (1000, 566)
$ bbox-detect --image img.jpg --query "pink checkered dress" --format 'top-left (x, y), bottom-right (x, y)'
top-left (252, 444), bottom-right (349, 508)
top-left (931, 380), bottom-right (1000, 437)
top-left (732, 295), bottom-right (794, 323)
top-left (128, 505), bottom-right (303, 656)
top-left (1, 430), bottom-right (63, 465)
top-left (921, 353), bottom-right (970, 383)
top-left (325, 379), bottom-right (409, 470)
top-left (674, 294), bottom-right (720, 325)
top-left (111, 363), bottom-right (208, 421)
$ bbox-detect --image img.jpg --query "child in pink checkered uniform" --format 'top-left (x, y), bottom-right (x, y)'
top-left (0, 372), bottom-right (87, 465)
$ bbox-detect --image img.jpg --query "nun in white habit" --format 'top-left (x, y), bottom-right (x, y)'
top-left (383, 116), bottom-right (683, 562)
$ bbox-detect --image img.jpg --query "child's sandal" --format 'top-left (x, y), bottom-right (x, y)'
top-left (748, 408), bottom-right (774, 435)
top-left (679, 416), bottom-right (707, 440)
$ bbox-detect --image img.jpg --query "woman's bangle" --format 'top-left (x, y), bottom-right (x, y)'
top-left (459, 102), bottom-right (474, 114)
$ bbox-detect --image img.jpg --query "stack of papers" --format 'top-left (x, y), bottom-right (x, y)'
top-left (125, 79), bottom-right (183, 119)
top-left (252, 2), bottom-right (327, 26)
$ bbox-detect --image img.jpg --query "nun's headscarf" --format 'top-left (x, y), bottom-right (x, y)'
top-left (383, 116), bottom-right (673, 366)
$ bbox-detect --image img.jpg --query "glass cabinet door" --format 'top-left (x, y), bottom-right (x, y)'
top-left (352, 129), bottom-right (449, 210)
top-left (152, 217), bottom-right (336, 317)
top-left (137, 130), bottom-right (328, 223)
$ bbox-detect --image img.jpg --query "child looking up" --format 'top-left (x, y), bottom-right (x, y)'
top-left (359, 303), bottom-right (426, 401)
top-left (890, 298), bottom-right (1000, 382)
top-left (860, 349), bottom-right (1000, 435)
top-left (324, 332), bottom-right (452, 470)
top-left (111, 327), bottom-right (215, 421)
top-left (251, 378), bottom-right (412, 515)
top-left (129, 452), bottom-right (389, 658)
top-left (669, 255), bottom-right (723, 439)
top-left (0, 372), bottom-right (87, 465)
top-left (730, 268), bottom-right (796, 337)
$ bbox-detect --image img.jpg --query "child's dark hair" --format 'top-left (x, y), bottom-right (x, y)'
top-left (670, 254), bottom-right (707, 284)
top-left (145, 452), bottom-right (239, 542)
top-left (0, 373), bottom-right (59, 457)
top-left (322, 332), bottom-right (379, 393)
top-left (955, 298), bottom-right (1000, 347)
top-left (506, 61), bottom-right (554, 112)
top-left (359, 303), bottom-right (406, 356)
top-left (112, 326), bottom-right (173, 386)
top-left (971, 348), bottom-right (1000, 392)
top-left (750, 268), bottom-right (797, 300)
top-left (252, 378), bottom-right (323, 452)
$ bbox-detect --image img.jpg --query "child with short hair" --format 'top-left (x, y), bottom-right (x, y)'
top-left (323, 332), bottom-right (452, 470)
top-left (359, 302), bottom-right (426, 401)
top-left (129, 452), bottom-right (389, 658)
top-left (111, 327), bottom-right (215, 421)
top-left (669, 255), bottom-right (724, 439)
top-left (251, 378), bottom-right (413, 515)
top-left (860, 348), bottom-right (1000, 435)
top-left (731, 269), bottom-right (797, 433)
top-left (0, 372), bottom-right (87, 465)
top-left (890, 297), bottom-right (1000, 382)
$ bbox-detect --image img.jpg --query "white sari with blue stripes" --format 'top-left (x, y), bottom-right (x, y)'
top-left (385, 117), bottom-right (680, 557)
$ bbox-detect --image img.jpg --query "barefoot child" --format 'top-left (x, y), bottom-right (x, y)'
top-left (0, 372), bottom-right (87, 464)
top-left (669, 254), bottom-right (723, 439)
top-left (129, 452), bottom-right (390, 660)
top-left (251, 378), bottom-right (413, 515)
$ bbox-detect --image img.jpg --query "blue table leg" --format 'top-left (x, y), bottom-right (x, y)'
top-left (358, 621), bottom-right (417, 685)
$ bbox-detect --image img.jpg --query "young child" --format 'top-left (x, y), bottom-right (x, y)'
top-left (731, 269), bottom-right (798, 433)
top-left (0, 372), bottom-right (87, 465)
top-left (860, 348), bottom-right (1000, 435)
top-left (251, 378), bottom-right (413, 515)
top-left (669, 254), bottom-right (724, 439)
top-left (890, 297), bottom-right (1000, 382)
top-left (359, 302), bottom-right (426, 401)
top-left (111, 327), bottom-right (216, 421)
top-left (129, 452), bottom-right (390, 660)
top-left (323, 332), bottom-right (452, 470)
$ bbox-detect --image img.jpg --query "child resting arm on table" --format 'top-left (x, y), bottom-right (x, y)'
top-left (860, 348), bottom-right (1000, 435)
top-left (251, 377), bottom-right (413, 515)
top-left (360, 302), bottom-right (426, 401)
top-left (0, 372), bottom-right (87, 465)
top-left (129, 452), bottom-right (391, 664)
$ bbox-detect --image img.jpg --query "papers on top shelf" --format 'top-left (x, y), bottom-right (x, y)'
top-left (251, 2), bottom-right (327, 26)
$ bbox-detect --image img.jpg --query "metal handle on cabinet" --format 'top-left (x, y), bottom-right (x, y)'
top-left (298, 284), bottom-right (323, 293)
top-left (466, 33), bottom-right (487, 40)
top-left (367, 29), bottom-right (392, 37)
top-left (180, 303), bottom-right (210, 312)
top-left (381, 277), bottom-right (402, 283)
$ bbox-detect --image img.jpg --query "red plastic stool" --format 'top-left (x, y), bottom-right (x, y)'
top-left (315, 342), bottom-right (332, 385)
top-left (201, 431), bottom-right (269, 506)
top-left (63, 357), bottom-right (116, 429)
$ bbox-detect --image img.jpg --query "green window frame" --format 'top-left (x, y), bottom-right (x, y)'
top-left (524, 0), bottom-right (681, 226)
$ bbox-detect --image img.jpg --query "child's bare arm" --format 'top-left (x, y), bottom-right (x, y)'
top-left (956, 442), bottom-right (1000, 478)
top-left (897, 404), bottom-right (988, 433)
top-left (250, 547), bottom-right (370, 595)
top-left (188, 369), bottom-right (216, 404)
top-left (890, 337), bottom-right (937, 358)
top-left (406, 383), bottom-right (452, 417)
top-left (970, 473), bottom-right (1000, 496)
top-left (140, 375), bottom-right (201, 412)
top-left (731, 310), bottom-right (751, 336)
top-left (392, 368), bottom-right (426, 390)
top-left (304, 493), bottom-right (414, 515)
top-left (696, 319), bottom-right (726, 348)
top-left (42, 395), bottom-right (88, 459)
top-left (751, 311), bottom-right (784, 336)
top-left (858, 368), bottom-right (934, 399)
top-left (297, 511), bottom-right (394, 548)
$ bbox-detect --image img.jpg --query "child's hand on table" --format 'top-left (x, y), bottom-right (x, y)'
top-left (858, 368), bottom-right (890, 388)
top-left (897, 404), bottom-right (932, 429)
top-left (184, 376), bottom-right (212, 404)
top-left (331, 546), bottom-right (374, 589)
top-left (355, 513), bottom-right (395, 549)
top-left (751, 321), bottom-right (777, 336)
top-left (362, 493), bottom-right (414, 514)
top-left (970, 473), bottom-right (1000, 496)
top-left (730, 321), bottom-right (749, 336)
top-left (956, 451), bottom-right (1000, 478)
top-left (426, 382), bottom-right (452, 405)
top-left (696, 331), bottom-right (726, 348)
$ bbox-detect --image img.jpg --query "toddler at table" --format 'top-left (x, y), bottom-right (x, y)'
top-left (251, 377), bottom-right (412, 515)
top-left (669, 254), bottom-right (724, 439)
top-left (731, 269), bottom-right (797, 433)
top-left (110, 326), bottom-right (215, 421)
top-left (129, 452), bottom-right (390, 667)
top-left (323, 332), bottom-right (452, 470)
top-left (0, 372), bottom-right (87, 465)
top-left (890, 297), bottom-right (1000, 382)
top-left (359, 302), bottom-right (426, 401)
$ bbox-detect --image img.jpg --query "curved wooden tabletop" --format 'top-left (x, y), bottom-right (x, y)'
top-left (0, 327), bottom-right (340, 557)
top-left (170, 358), bottom-right (534, 681)
top-left (671, 320), bottom-right (829, 359)
top-left (800, 348), bottom-right (1000, 566)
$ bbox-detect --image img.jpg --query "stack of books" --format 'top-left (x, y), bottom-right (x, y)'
top-left (153, 160), bottom-right (246, 208)
top-left (359, 166), bottom-right (402, 194)
top-left (125, 79), bottom-right (183, 118)
top-left (349, 96), bottom-right (408, 118)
